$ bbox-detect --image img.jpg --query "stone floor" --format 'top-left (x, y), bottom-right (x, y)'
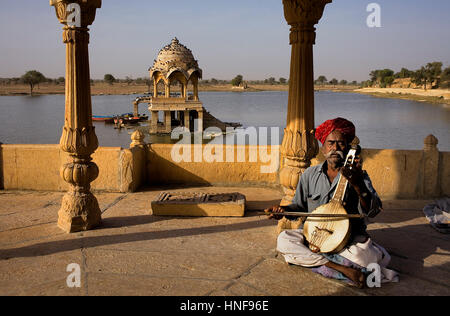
top-left (0, 186), bottom-right (449, 296)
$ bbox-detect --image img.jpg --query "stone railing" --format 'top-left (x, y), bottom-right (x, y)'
top-left (0, 131), bottom-right (147, 193)
top-left (0, 134), bottom-right (448, 199)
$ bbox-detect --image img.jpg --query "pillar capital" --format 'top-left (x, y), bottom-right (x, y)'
top-left (50, 0), bottom-right (101, 27)
top-left (424, 134), bottom-right (438, 151)
top-left (282, 0), bottom-right (332, 26)
top-left (282, 0), bottom-right (332, 44)
top-left (62, 27), bottom-right (90, 44)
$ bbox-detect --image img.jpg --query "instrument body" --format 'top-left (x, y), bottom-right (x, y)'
top-left (303, 147), bottom-right (358, 254)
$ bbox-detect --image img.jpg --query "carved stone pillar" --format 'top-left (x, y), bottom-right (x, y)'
top-left (164, 111), bottom-right (172, 133)
top-left (153, 80), bottom-right (158, 97)
top-left (184, 110), bottom-right (190, 131)
top-left (197, 110), bottom-right (204, 133)
top-left (191, 77), bottom-right (199, 101)
top-left (150, 111), bottom-right (158, 134)
top-left (165, 83), bottom-right (171, 98)
top-left (279, 0), bottom-right (332, 205)
top-left (133, 101), bottom-right (139, 117)
top-left (51, 0), bottom-right (102, 233)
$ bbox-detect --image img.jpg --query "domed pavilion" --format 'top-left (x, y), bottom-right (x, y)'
top-left (140, 38), bottom-right (205, 134)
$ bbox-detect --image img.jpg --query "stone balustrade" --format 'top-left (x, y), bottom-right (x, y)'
top-left (0, 135), bottom-right (448, 199)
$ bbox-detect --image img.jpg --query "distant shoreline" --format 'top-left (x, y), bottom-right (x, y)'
top-left (1, 83), bottom-right (449, 106)
top-left (352, 87), bottom-right (450, 106)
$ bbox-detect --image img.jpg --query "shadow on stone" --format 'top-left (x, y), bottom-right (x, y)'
top-left (0, 217), bottom-right (276, 259)
top-left (147, 149), bottom-right (212, 186)
top-left (100, 215), bottom-right (166, 229)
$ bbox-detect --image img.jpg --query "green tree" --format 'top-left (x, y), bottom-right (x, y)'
top-left (143, 78), bottom-right (152, 93)
top-left (362, 80), bottom-right (372, 88)
top-left (104, 74), bottom-right (116, 85)
top-left (425, 62), bottom-right (443, 88)
top-left (369, 69), bottom-right (395, 87)
top-left (231, 75), bottom-right (243, 87)
top-left (411, 63), bottom-right (442, 90)
top-left (411, 67), bottom-right (427, 90)
top-left (21, 70), bottom-right (46, 95)
top-left (210, 78), bottom-right (219, 85)
top-left (395, 68), bottom-right (413, 79)
top-left (339, 80), bottom-right (348, 86)
top-left (329, 78), bottom-right (338, 86)
top-left (125, 76), bottom-right (133, 86)
top-left (267, 77), bottom-right (276, 85)
top-left (383, 76), bottom-right (394, 88)
top-left (439, 66), bottom-right (450, 89)
top-left (279, 77), bottom-right (287, 84)
top-left (316, 75), bottom-right (327, 85)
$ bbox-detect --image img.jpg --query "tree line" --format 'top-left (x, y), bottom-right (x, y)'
top-left (314, 76), bottom-right (359, 87)
top-left (5, 64), bottom-right (449, 96)
top-left (0, 70), bottom-right (65, 95)
top-left (362, 62), bottom-right (450, 90)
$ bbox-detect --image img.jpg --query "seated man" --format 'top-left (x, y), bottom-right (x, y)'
top-left (266, 118), bottom-right (398, 287)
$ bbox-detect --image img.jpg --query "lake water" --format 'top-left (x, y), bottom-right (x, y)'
top-left (0, 91), bottom-right (448, 151)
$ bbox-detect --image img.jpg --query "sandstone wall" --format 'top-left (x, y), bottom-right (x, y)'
top-left (0, 145), bottom-right (128, 192)
top-left (1, 142), bottom-right (448, 200)
top-left (146, 144), bottom-right (279, 187)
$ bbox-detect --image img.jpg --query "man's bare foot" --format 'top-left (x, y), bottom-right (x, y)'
top-left (325, 262), bottom-right (366, 288)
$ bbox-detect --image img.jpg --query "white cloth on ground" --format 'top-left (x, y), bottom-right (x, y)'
top-left (277, 229), bottom-right (399, 282)
top-left (423, 198), bottom-right (450, 234)
top-left (339, 235), bottom-right (399, 283)
top-left (277, 229), bottom-right (329, 267)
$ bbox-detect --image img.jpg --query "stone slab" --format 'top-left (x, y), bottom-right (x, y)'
top-left (151, 192), bottom-right (246, 217)
top-left (87, 273), bottom-right (228, 296)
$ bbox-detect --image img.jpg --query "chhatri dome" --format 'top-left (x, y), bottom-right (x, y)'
top-left (149, 37), bottom-right (202, 83)
top-left (141, 37), bottom-right (206, 135)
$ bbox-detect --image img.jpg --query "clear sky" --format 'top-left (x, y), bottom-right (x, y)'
top-left (0, 0), bottom-right (449, 82)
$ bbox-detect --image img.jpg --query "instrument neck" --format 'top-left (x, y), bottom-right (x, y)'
top-left (331, 147), bottom-right (357, 203)
top-left (331, 173), bottom-right (348, 203)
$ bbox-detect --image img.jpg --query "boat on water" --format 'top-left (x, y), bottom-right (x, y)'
top-left (94, 113), bottom-right (148, 126)
top-left (92, 115), bottom-right (115, 123)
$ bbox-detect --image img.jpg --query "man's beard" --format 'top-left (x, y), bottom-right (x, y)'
top-left (325, 150), bottom-right (345, 168)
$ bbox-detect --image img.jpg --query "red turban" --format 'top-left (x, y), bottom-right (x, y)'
top-left (315, 118), bottom-right (355, 145)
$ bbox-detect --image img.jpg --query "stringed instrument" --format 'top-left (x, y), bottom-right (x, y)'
top-left (302, 146), bottom-right (359, 254)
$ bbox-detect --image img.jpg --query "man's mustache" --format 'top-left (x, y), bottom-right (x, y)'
top-left (325, 150), bottom-right (344, 159)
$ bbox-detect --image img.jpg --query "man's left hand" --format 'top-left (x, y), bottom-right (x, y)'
top-left (341, 159), bottom-right (365, 190)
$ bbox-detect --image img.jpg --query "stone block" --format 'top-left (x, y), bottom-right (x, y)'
top-left (151, 192), bottom-right (246, 217)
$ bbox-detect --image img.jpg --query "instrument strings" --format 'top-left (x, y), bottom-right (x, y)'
top-left (310, 166), bottom-right (350, 251)
top-left (314, 202), bottom-right (338, 250)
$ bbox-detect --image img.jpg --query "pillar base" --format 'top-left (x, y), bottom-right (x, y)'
top-left (279, 159), bottom-right (304, 206)
top-left (57, 191), bottom-right (102, 233)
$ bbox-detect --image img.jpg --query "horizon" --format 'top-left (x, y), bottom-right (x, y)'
top-left (0, 0), bottom-right (449, 82)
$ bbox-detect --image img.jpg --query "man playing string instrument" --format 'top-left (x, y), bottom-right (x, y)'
top-left (265, 118), bottom-right (398, 288)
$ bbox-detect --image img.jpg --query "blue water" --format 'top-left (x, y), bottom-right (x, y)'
top-left (0, 91), bottom-right (448, 151)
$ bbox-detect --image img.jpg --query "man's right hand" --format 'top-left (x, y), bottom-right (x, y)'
top-left (264, 205), bottom-right (285, 220)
